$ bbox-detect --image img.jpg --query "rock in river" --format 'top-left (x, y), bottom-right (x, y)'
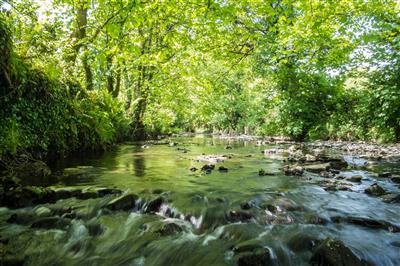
top-left (103, 193), bottom-right (138, 211)
top-left (310, 238), bottom-right (371, 266)
top-left (365, 183), bottom-right (386, 196)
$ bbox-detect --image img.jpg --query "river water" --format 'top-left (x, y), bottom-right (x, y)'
top-left (1, 136), bottom-right (400, 265)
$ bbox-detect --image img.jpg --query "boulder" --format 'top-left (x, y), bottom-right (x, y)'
top-left (331, 216), bottom-right (400, 233)
top-left (283, 165), bottom-right (304, 176)
top-left (16, 160), bottom-right (51, 179)
top-left (228, 210), bottom-right (254, 223)
top-left (31, 217), bottom-right (71, 230)
top-left (346, 175), bottom-right (362, 183)
top-left (144, 197), bottom-right (164, 213)
top-left (390, 176), bottom-right (400, 184)
top-left (103, 194), bottom-right (138, 211)
top-left (218, 166), bottom-right (228, 172)
top-left (365, 183), bottom-right (386, 196)
top-left (236, 247), bottom-right (272, 266)
top-left (310, 238), bottom-right (370, 266)
top-left (378, 172), bottom-right (392, 178)
top-left (34, 206), bottom-right (52, 217)
top-left (302, 163), bottom-right (330, 173)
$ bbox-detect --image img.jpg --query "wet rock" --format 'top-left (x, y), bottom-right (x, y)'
top-left (95, 188), bottom-right (122, 197)
top-left (310, 238), bottom-right (370, 266)
top-left (86, 220), bottom-right (104, 236)
top-left (103, 193), bottom-right (138, 211)
top-left (156, 222), bottom-right (183, 236)
top-left (240, 202), bottom-right (253, 210)
top-left (2, 186), bottom-right (55, 208)
top-left (201, 164), bottom-right (215, 173)
top-left (331, 216), bottom-right (400, 233)
top-left (346, 175), bottom-right (362, 183)
top-left (236, 247), bottom-right (272, 266)
top-left (390, 176), bottom-right (400, 184)
top-left (152, 189), bottom-right (164, 195)
top-left (7, 213), bottom-right (36, 225)
top-left (274, 198), bottom-right (300, 212)
top-left (378, 172), bottom-right (392, 178)
top-left (381, 193), bottom-right (400, 203)
top-left (145, 197), bottom-right (164, 213)
top-left (258, 169), bottom-right (275, 176)
top-left (305, 154), bottom-right (317, 162)
top-left (303, 163), bottom-right (330, 173)
top-left (324, 184), bottom-right (351, 192)
top-left (320, 171), bottom-right (335, 178)
top-left (218, 166), bottom-right (228, 172)
top-left (328, 159), bottom-right (348, 170)
top-left (365, 183), bottom-right (386, 196)
top-left (34, 206), bottom-right (52, 217)
top-left (283, 165), bottom-right (304, 176)
top-left (16, 160), bottom-right (51, 179)
top-left (228, 210), bottom-right (254, 223)
top-left (287, 233), bottom-right (318, 251)
top-left (31, 217), bottom-right (71, 230)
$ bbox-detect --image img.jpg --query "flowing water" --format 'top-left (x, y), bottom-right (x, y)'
top-left (1, 136), bottom-right (400, 265)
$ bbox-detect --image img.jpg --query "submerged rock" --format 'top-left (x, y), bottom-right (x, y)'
top-left (218, 166), bottom-right (228, 172)
top-left (390, 176), bottom-right (400, 184)
top-left (201, 164), bottom-right (215, 173)
top-left (310, 238), bottom-right (370, 266)
top-left (380, 193), bottom-right (400, 204)
top-left (258, 169), bottom-right (275, 176)
top-left (16, 160), bottom-right (51, 179)
top-left (145, 197), bottom-right (164, 213)
top-left (228, 210), bottom-right (254, 223)
top-left (31, 217), bottom-right (71, 230)
top-left (103, 194), bottom-right (138, 211)
top-left (331, 216), bottom-right (400, 233)
top-left (155, 222), bottom-right (184, 236)
top-left (378, 172), bottom-right (392, 178)
top-left (365, 183), bottom-right (386, 196)
top-left (34, 206), bottom-right (52, 217)
top-left (346, 175), bottom-right (362, 183)
top-left (236, 247), bottom-right (272, 266)
top-left (283, 165), bottom-right (304, 176)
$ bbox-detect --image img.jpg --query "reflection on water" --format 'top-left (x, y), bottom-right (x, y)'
top-left (1, 136), bottom-right (400, 266)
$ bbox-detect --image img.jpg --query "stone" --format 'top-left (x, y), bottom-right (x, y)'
top-left (381, 193), bottom-right (400, 203)
top-left (365, 183), bottom-right (386, 196)
top-left (16, 160), bottom-right (51, 179)
top-left (145, 197), bottom-right (164, 213)
top-left (190, 167), bottom-right (198, 172)
top-left (346, 175), bottom-right (362, 183)
top-left (34, 206), bottom-right (52, 217)
top-left (31, 217), bottom-right (71, 230)
top-left (390, 176), bottom-right (400, 184)
top-left (331, 216), bottom-right (400, 233)
top-left (218, 166), bottom-right (228, 172)
top-left (302, 163), bottom-right (330, 173)
top-left (228, 210), bottom-right (254, 223)
top-left (103, 194), bottom-right (138, 211)
top-left (310, 238), bottom-right (370, 266)
top-left (378, 172), bottom-right (392, 178)
top-left (237, 247), bottom-right (272, 266)
top-left (283, 165), bottom-right (304, 176)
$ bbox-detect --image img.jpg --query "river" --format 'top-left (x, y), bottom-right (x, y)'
top-left (1, 136), bottom-right (400, 265)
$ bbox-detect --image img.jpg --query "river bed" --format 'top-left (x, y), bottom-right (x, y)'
top-left (1, 136), bottom-right (400, 265)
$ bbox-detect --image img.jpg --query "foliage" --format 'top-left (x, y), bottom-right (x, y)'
top-left (1, 0), bottom-right (400, 149)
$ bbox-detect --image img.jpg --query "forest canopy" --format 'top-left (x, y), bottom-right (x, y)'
top-left (0, 0), bottom-right (399, 156)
